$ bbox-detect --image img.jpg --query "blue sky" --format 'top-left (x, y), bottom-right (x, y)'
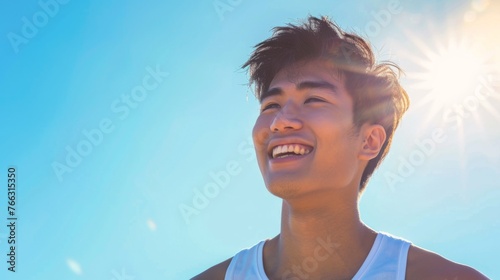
top-left (1, 0), bottom-right (499, 279)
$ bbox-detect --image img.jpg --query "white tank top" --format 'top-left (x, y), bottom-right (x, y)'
top-left (224, 231), bottom-right (411, 280)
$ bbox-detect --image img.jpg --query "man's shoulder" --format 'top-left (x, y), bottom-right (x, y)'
top-left (405, 244), bottom-right (489, 280)
top-left (190, 257), bottom-right (232, 280)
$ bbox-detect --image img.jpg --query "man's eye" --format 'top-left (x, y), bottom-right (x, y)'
top-left (305, 97), bottom-right (325, 103)
top-left (261, 103), bottom-right (280, 111)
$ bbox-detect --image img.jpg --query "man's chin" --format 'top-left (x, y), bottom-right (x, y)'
top-left (265, 179), bottom-right (307, 199)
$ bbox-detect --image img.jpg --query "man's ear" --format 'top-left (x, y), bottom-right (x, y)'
top-left (358, 124), bottom-right (386, 161)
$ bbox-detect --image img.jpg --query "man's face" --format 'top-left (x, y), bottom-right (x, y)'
top-left (252, 59), bottom-right (365, 199)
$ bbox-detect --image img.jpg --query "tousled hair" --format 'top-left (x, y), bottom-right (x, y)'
top-left (242, 15), bottom-right (410, 192)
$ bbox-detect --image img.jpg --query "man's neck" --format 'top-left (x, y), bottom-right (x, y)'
top-left (263, 191), bottom-right (377, 279)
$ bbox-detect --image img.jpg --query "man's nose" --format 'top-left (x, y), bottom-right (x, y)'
top-left (270, 102), bottom-right (303, 132)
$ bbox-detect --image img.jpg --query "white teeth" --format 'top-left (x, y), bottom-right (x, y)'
top-left (276, 146), bottom-right (282, 155)
top-left (272, 144), bottom-right (312, 158)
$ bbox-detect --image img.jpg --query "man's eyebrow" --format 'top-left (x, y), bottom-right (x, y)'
top-left (260, 87), bottom-right (282, 102)
top-left (296, 80), bottom-right (338, 93)
top-left (260, 80), bottom-right (339, 103)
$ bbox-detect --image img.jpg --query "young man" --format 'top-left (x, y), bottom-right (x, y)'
top-left (193, 16), bottom-right (488, 280)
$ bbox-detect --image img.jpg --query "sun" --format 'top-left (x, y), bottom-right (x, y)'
top-left (407, 37), bottom-right (495, 127)
top-left (421, 43), bottom-right (482, 104)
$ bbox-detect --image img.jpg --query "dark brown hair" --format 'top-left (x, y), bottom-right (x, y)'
top-left (242, 15), bottom-right (410, 192)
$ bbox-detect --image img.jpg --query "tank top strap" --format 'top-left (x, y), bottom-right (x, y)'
top-left (225, 240), bottom-right (269, 280)
top-left (352, 231), bottom-right (411, 280)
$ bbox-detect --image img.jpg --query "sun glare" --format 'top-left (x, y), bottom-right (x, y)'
top-left (400, 22), bottom-right (500, 171)
top-left (407, 37), bottom-right (495, 128)
top-left (423, 44), bottom-right (482, 104)
top-left (413, 40), bottom-right (487, 105)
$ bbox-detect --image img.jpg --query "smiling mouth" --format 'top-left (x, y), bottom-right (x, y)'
top-left (270, 144), bottom-right (313, 159)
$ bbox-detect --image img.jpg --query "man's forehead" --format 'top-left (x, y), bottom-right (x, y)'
top-left (269, 59), bottom-right (343, 87)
